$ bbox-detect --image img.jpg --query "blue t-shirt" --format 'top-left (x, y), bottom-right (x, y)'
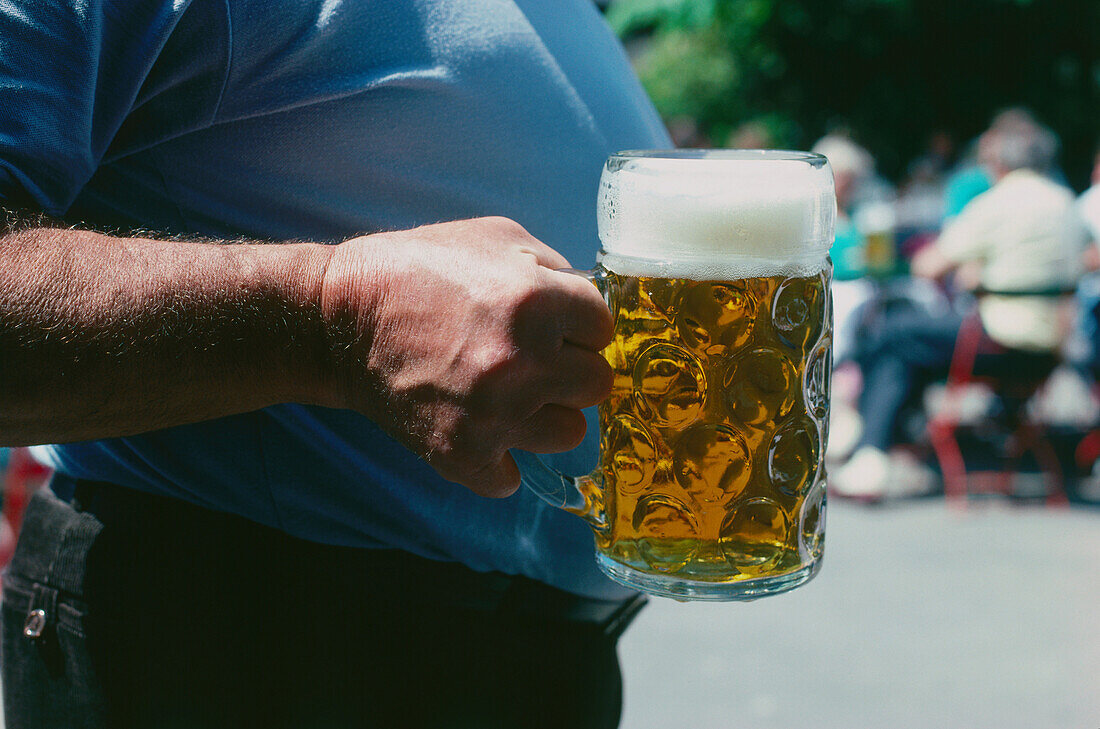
top-left (943, 165), bottom-right (993, 220)
top-left (1, 0), bottom-right (670, 598)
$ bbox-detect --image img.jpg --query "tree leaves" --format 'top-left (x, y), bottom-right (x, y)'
top-left (606, 0), bottom-right (1100, 188)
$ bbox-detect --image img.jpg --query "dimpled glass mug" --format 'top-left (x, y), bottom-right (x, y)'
top-left (515, 150), bottom-right (835, 601)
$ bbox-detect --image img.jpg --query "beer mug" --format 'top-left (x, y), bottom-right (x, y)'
top-left (515, 150), bottom-right (835, 601)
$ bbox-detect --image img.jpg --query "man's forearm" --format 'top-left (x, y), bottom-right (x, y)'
top-left (0, 220), bottom-right (336, 445)
top-left (0, 213), bottom-right (613, 497)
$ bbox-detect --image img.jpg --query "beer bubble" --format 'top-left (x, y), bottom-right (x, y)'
top-left (723, 347), bottom-right (796, 425)
top-left (767, 417), bottom-right (820, 497)
top-left (632, 343), bottom-right (706, 430)
top-left (673, 423), bottom-right (751, 503)
top-left (632, 494), bottom-right (700, 574)
top-left (615, 275), bottom-right (674, 327)
top-left (806, 339), bottom-right (832, 422)
top-left (603, 272), bottom-right (621, 328)
top-left (675, 281), bottom-right (755, 358)
top-left (718, 497), bottom-right (791, 575)
top-left (640, 276), bottom-right (681, 320)
top-left (772, 276), bottom-right (825, 351)
top-left (603, 414), bottom-right (659, 494)
top-left (799, 481), bottom-right (826, 562)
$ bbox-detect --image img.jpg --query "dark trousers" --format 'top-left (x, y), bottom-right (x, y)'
top-left (2, 480), bottom-right (642, 729)
top-left (856, 307), bottom-right (967, 450)
top-left (855, 305), bottom-right (1060, 451)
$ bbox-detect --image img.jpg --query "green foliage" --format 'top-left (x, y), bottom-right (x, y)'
top-left (632, 27), bottom-right (740, 123)
top-left (606, 0), bottom-right (718, 34)
top-left (607, 0), bottom-right (1100, 188)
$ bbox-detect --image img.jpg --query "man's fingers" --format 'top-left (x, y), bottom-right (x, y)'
top-left (518, 240), bottom-right (571, 271)
top-left (542, 345), bottom-right (614, 409)
top-left (538, 268), bottom-right (614, 351)
top-left (461, 453), bottom-right (521, 499)
top-left (513, 404), bottom-right (587, 454)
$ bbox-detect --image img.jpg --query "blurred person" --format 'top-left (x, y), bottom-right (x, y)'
top-left (1069, 147), bottom-right (1100, 499)
top-left (1069, 146), bottom-right (1100, 374)
top-left (832, 125), bottom-right (1089, 500)
top-left (810, 134), bottom-right (902, 360)
top-left (920, 131), bottom-right (957, 177)
top-left (666, 115), bottom-right (711, 148)
top-left (1077, 145), bottom-right (1100, 245)
top-left (811, 134), bottom-right (874, 283)
top-left (809, 134), bottom-right (877, 461)
top-left (943, 107), bottom-right (1060, 222)
top-left (726, 121), bottom-right (773, 150)
top-left (895, 132), bottom-right (956, 237)
top-left (0, 2), bottom-right (669, 728)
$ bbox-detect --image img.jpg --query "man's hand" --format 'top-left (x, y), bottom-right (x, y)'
top-left (317, 217), bottom-right (614, 497)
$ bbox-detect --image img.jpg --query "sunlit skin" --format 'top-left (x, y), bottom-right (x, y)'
top-left (0, 216), bottom-right (613, 498)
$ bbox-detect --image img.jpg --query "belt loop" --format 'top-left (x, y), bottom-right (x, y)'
top-left (23, 582), bottom-right (66, 677)
top-left (40, 494), bottom-right (102, 597)
top-left (24, 583), bottom-right (59, 640)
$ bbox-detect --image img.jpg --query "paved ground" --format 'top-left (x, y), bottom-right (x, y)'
top-left (618, 498), bottom-right (1100, 729)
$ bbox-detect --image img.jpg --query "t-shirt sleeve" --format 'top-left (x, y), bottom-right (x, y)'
top-left (0, 0), bottom-right (192, 214)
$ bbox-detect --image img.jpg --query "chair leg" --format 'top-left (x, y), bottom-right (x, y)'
top-left (930, 419), bottom-right (968, 509)
top-left (1007, 421), bottom-right (1069, 508)
top-left (1030, 427), bottom-right (1069, 508)
top-left (997, 428), bottom-right (1028, 498)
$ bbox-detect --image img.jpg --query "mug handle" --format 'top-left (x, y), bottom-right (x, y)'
top-left (512, 266), bottom-right (610, 533)
top-left (511, 450), bottom-right (606, 530)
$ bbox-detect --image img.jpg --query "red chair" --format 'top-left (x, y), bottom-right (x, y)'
top-left (927, 311), bottom-right (1068, 509)
top-left (0, 447), bottom-right (53, 571)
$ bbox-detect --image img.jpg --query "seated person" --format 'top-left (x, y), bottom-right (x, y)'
top-left (832, 124), bottom-right (1089, 499)
top-left (1072, 147), bottom-right (1100, 375)
top-left (810, 134), bottom-right (876, 364)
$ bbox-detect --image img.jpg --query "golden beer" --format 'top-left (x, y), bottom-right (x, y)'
top-left (516, 149), bottom-right (834, 600)
top-left (590, 269), bottom-right (831, 583)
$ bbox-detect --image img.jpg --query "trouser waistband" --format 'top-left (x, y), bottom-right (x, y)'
top-left (11, 477), bottom-right (645, 639)
top-left (5, 484), bottom-right (102, 597)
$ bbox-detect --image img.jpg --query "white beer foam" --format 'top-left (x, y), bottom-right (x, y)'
top-left (598, 251), bottom-right (830, 280)
top-left (597, 154), bottom-right (835, 279)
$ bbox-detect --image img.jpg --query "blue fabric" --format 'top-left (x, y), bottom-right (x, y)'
top-left (2, 0), bottom-right (670, 599)
top-left (830, 217), bottom-right (866, 281)
top-left (856, 308), bottom-right (966, 450)
top-left (942, 165), bottom-right (992, 220)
